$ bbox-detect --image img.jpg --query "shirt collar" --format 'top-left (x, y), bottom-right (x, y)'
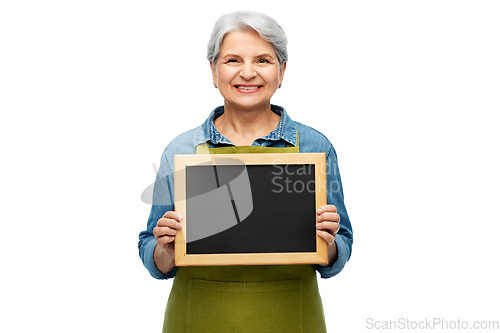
top-left (193, 104), bottom-right (297, 147)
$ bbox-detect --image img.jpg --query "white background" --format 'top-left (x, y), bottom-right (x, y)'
top-left (1, 1), bottom-right (499, 332)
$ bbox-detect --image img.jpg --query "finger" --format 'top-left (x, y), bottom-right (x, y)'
top-left (163, 211), bottom-right (183, 222)
top-left (316, 229), bottom-right (335, 246)
top-left (316, 212), bottom-right (340, 222)
top-left (156, 235), bottom-right (175, 246)
top-left (153, 226), bottom-right (178, 238)
top-left (157, 217), bottom-right (183, 229)
top-left (316, 205), bottom-right (337, 214)
top-left (316, 222), bottom-right (340, 235)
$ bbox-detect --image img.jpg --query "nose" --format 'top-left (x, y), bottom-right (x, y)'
top-left (239, 63), bottom-right (256, 80)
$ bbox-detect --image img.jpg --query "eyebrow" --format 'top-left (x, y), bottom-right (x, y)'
top-left (221, 53), bottom-right (240, 59)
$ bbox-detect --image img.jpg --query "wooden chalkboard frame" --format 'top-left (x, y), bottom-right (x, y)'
top-left (174, 153), bottom-right (328, 266)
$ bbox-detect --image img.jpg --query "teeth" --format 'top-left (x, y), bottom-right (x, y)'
top-left (236, 86), bottom-right (260, 89)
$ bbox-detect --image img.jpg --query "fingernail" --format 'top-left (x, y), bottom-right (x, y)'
top-left (316, 215), bottom-right (322, 222)
top-left (177, 222), bottom-right (182, 229)
top-left (316, 208), bottom-right (322, 214)
top-left (316, 223), bottom-right (321, 228)
top-left (177, 213), bottom-right (183, 220)
top-left (317, 230), bottom-right (321, 236)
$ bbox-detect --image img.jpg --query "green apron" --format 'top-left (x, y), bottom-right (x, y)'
top-left (162, 133), bottom-right (327, 333)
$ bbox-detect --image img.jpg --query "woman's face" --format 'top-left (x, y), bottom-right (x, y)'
top-left (211, 29), bottom-right (285, 112)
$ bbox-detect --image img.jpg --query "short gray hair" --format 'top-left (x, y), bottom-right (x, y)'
top-left (207, 11), bottom-right (288, 69)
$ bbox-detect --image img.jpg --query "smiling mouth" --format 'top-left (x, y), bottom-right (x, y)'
top-left (234, 85), bottom-right (262, 90)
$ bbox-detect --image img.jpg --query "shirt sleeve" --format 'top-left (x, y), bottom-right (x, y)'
top-left (138, 151), bottom-right (178, 280)
top-left (312, 145), bottom-right (353, 278)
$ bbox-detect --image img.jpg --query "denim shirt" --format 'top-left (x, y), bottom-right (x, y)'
top-left (138, 105), bottom-right (353, 279)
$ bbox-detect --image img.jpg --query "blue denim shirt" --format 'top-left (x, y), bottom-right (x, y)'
top-left (138, 105), bottom-right (353, 279)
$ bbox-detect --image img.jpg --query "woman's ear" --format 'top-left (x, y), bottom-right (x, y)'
top-left (279, 62), bottom-right (287, 87)
top-left (210, 61), bottom-right (218, 87)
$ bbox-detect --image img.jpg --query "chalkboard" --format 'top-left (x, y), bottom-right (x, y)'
top-left (174, 153), bottom-right (327, 266)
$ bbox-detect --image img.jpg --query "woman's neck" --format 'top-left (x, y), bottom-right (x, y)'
top-left (214, 102), bottom-right (281, 146)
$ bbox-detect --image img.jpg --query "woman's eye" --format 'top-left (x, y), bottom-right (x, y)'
top-left (226, 59), bottom-right (238, 63)
top-left (257, 59), bottom-right (270, 64)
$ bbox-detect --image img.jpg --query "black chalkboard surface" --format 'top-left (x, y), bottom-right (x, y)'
top-left (174, 153), bottom-right (328, 266)
top-left (186, 164), bottom-right (316, 254)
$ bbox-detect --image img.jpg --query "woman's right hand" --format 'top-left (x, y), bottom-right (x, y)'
top-left (153, 211), bottom-right (182, 273)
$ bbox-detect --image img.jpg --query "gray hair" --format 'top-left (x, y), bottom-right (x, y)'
top-left (207, 11), bottom-right (288, 69)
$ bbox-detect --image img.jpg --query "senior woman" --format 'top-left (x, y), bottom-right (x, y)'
top-left (138, 11), bottom-right (353, 332)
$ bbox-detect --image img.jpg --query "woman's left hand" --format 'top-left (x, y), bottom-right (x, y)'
top-left (316, 205), bottom-right (341, 247)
